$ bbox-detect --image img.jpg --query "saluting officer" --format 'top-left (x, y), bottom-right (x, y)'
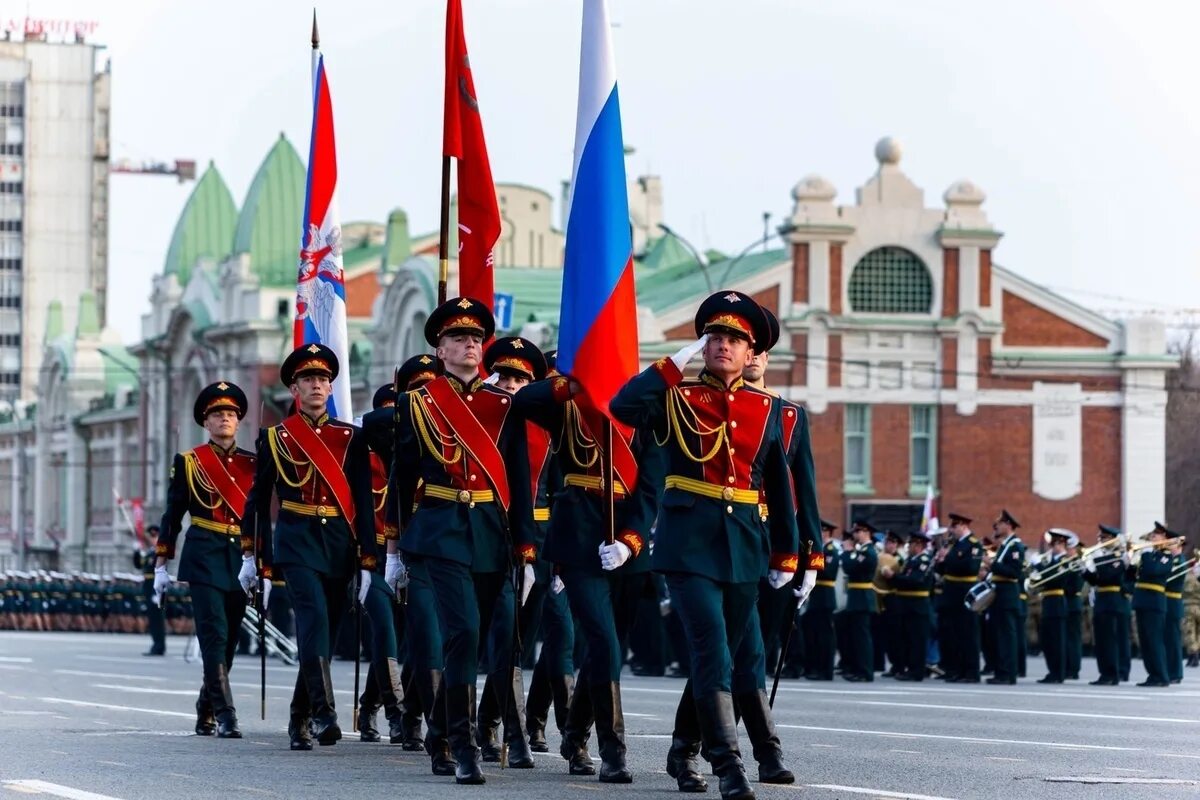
top-left (155, 382), bottom-right (255, 737)
top-left (388, 299), bottom-right (537, 785)
top-left (514, 340), bottom-right (657, 784)
top-left (1084, 524), bottom-right (1128, 685)
top-left (841, 521), bottom-right (878, 683)
top-left (610, 290), bottom-right (800, 800)
top-left (889, 529), bottom-right (936, 681)
top-left (240, 344), bottom-right (378, 749)
top-left (934, 513), bottom-right (983, 682)
top-left (986, 510), bottom-right (1025, 685)
top-left (801, 521), bottom-right (841, 681)
top-left (1129, 522), bottom-right (1174, 687)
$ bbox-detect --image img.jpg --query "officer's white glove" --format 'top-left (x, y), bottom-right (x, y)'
top-left (483, 372), bottom-right (501, 385)
top-left (238, 554), bottom-right (257, 596)
top-left (793, 569), bottom-right (818, 602)
top-left (152, 565), bottom-right (170, 605)
top-left (599, 541), bottom-right (632, 571)
top-left (357, 569), bottom-right (371, 605)
top-left (385, 553), bottom-right (409, 592)
top-left (767, 569), bottom-right (794, 591)
top-left (551, 575), bottom-right (566, 595)
top-left (1084, 555), bottom-right (1097, 573)
top-left (670, 335), bottom-right (708, 372)
top-left (260, 580), bottom-right (272, 609)
top-left (518, 563), bottom-right (536, 606)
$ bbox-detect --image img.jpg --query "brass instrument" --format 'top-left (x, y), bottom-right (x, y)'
top-left (1028, 537), bottom-right (1123, 591)
top-left (1167, 549), bottom-right (1199, 583)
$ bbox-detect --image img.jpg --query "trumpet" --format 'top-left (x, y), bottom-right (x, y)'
top-left (1028, 538), bottom-right (1123, 591)
top-left (1127, 535), bottom-right (1187, 554)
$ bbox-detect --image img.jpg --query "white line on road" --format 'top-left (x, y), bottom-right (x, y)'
top-left (39, 697), bottom-right (194, 718)
top-left (855, 700), bottom-right (1198, 724)
top-left (1105, 767), bottom-right (1149, 773)
top-left (985, 757), bottom-right (1025, 762)
top-left (889, 749), bottom-right (923, 754)
top-left (0, 656), bottom-right (33, 662)
top-left (82, 730), bottom-right (192, 737)
top-left (776, 723), bottom-right (1141, 752)
top-left (55, 670), bottom-right (168, 682)
top-left (806, 784), bottom-right (958, 800)
top-left (1162, 753), bottom-right (1200, 760)
top-left (92, 684), bottom-right (196, 696)
top-left (2, 780), bottom-right (127, 800)
top-left (7, 710), bottom-right (57, 716)
top-left (1044, 777), bottom-right (1199, 785)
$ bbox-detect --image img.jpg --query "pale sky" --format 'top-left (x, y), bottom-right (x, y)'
top-left (22, 0), bottom-right (1200, 343)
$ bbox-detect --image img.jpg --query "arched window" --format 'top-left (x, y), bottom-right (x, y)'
top-left (847, 246), bottom-right (932, 314)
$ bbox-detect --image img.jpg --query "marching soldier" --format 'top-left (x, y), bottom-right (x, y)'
top-left (933, 513), bottom-right (983, 682)
top-left (388, 298), bottom-right (537, 785)
top-left (1129, 522), bottom-right (1173, 687)
top-left (514, 340), bottom-right (657, 784)
top-left (1083, 524), bottom-right (1129, 685)
top-left (985, 510), bottom-right (1025, 685)
top-left (875, 531), bottom-right (903, 676)
top-left (610, 290), bottom-right (800, 800)
top-left (888, 530), bottom-right (935, 681)
top-left (1165, 537), bottom-right (1186, 684)
top-left (1032, 530), bottom-right (1070, 683)
top-left (802, 521), bottom-right (840, 681)
top-left (155, 382), bottom-right (255, 737)
top-left (355, 383), bottom-right (409, 744)
top-left (841, 521), bottom-right (878, 682)
top-left (1063, 535), bottom-right (1085, 680)
top-left (240, 344), bottom-right (378, 749)
top-left (134, 526), bottom-right (166, 656)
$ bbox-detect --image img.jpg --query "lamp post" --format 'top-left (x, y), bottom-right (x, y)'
top-left (656, 223), bottom-right (713, 294)
top-left (97, 347), bottom-right (146, 506)
top-left (658, 220), bottom-right (800, 293)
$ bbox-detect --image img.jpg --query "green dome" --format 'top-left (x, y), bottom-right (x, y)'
top-left (232, 133), bottom-right (306, 287)
top-left (163, 162), bottom-right (237, 284)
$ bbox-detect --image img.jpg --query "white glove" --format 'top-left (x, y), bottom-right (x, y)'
top-left (238, 554), bottom-right (257, 596)
top-left (385, 553), bottom-right (409, 592)
top-left (518, 563), bottom-right (536, 606)
top-left (357, 569), bottom-right (371, 605)
top-left (153, 565), bottom-right (170, 604)
top-left (551, 575), bottom-right (566, 595)
top-left (483, 372), bottom-right (501, 385)
top-left (599, 540), bottom-right (632, 571)
top-left (793, 569), bottom-right (818, 601)
top-left (1084, 555), bottom-right (1097, 573)
top-left (670, 335), bottom-right (708, 371)
top-left (767, 569), bottom-right (794, 590)
top-left (261, 580), bottom-right (272, 609)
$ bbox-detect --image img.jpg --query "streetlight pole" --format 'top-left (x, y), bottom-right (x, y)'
top-left (716, 221), bottom-right (798, 288)
top-left (656, 223), bottom-right (713, 294)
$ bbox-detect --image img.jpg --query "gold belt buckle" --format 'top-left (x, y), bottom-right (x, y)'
top-left (457, 490), bottom-right (471, 504)
top-left (722, 486), bottom-right (735, 501)
top-left (226, 523), bottom-right (237, 536)
top-left (316, 505), bottom-right (328, 517)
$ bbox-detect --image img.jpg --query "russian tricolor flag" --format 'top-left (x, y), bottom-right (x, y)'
top-left (557, 0), bottom-right (639, 415)
top-left (295, 44), bottom-right (352, 421)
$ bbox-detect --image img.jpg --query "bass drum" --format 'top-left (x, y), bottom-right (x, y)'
top-left (964, 580), bottom-right (995, 613)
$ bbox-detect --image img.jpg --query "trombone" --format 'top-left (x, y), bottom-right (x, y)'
top-left (1028, 537), bottom-right (1123, 591)
top-left (241, 605), bottom-right (299, 666)
top-left (1167, 549), bottom-right (1199, 583)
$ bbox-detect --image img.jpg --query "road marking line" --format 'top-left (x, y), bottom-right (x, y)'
top-left (0, 664), bottom-right (32, 671)
top-left (0, 656), bottom-right (34, 662)
top-left (775, 723), bottom-right (1140, 752)
top-left (985, 757), bottom-right (1025, 762)
top-left (7, 711), bottom-right (57, 716)
top-left (92, 684), bottom-right (196, 696)
top-left (806, 784), bottom-right (958, 800)
top-left (809, 743), bottom-right (838, 748)
top-left (623, 712), bottom-right (658, 718)
top-left (889, 749), bottom-right (922, 754)
top-left (55, 670), bottom-right (168, 682)
top-left (2, 780), bottom-right (127, 800)
top-left (82, 730), bottom-right (192, 737)
top-left (1105, 767), bottom-right (1149, 773)
top-left (1044, 777), bottom-right (1199, 785)
top-left (1162, 753), bottom-right (1200, 760)
top-left (40, 698), bottom-right (193, 719)
top-left (855, 700), bottom-right (1197, 725)
top-left (95, 761), bottom-right (131, 768)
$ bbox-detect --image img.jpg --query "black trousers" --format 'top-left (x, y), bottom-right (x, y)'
top-left (900, 611), bottom-right (931, 677)
top-left (190, 583), bottom-right (247, 671)
top-left (992, 607), bottom-right (1020, 681)
top-left (1093, 610), bottom-right (1120, 681)
top-left (844, 611), bottom-right (873, 680)
top-left (1040, 614), bottom-right (1066, 680)
top-left (802, 608), bottom-right (835, 678)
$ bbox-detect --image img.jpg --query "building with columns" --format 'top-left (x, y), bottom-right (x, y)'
top-left (0, 134), bottom-right (1175, 570)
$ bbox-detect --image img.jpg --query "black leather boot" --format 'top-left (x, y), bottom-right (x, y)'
top-left (559, 681), bottom-right (597, 776)
top-left (288, 672), bottom-right (313, 751)
top-left (697, 692), bottom-right (754, 800)
top-left (448, 683), bottom-right (485, 784)
top-left (592, 682), bottom-right (631, 783)
top-left (195, 685), bottom-right (216, 736)
top-left (666, 687), bottom-right (708, 793)
top-left (551, 673), bottom-right (574, 738)
top-left (475, 672), bottom-right (502, 762)
top-left (302, 658), bottom-right (341, 746)
top-left (734, 690), bottom-right (792, 784)
top-left (209, 663), bottom-right (241, 739)
top-left (358, 662), bottom-right (382, 742)
top-left (501, 668), bottom-right (535, 768)
top-left (423, 671), bottom-right (456, 776)
top-left (376, 658), bottom-right (407, 745)
top-left (399, 661), bottom-right (425, 750)
top-left (525, 657), bottom-right (552, 752)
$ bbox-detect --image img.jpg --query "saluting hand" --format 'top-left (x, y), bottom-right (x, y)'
top-left (670, 335), bottom-right (709, 371)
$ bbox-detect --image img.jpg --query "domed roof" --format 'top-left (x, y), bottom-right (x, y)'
top-left (232, 134), bottom-right (306, 287)
top-left (163, 162), bottom-right (237, 284)
top-left (875, 136), bottom-right (902, 165)
top-left (943, 179), bottom-right (986, 205)
top-left (792, 174), bottom-right (837, 202)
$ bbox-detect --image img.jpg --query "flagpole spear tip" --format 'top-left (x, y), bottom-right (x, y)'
top-left (311, 9), bottom-right (320, 49)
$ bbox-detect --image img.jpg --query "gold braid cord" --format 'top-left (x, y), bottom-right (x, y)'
top-left (410, 392), bottom-right (463, 466)
top-left (373, 483), bottom-right (388, 513)
top-left (183, 452), bottom-right (221, 511)
top-left (267, 427), bottom-right (313, 488)
top-left (665, 387), bottom-right (726, 464)
top-left (564, 401), bottom-right (599, 469)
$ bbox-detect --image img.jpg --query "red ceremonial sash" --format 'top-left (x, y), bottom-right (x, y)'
top-left (190, 445), bottom-right (248, 518)
top-left (280, 415), bottom-right (356, 526)
top-left (526, 421), bottom-right (552, 504)
top-left (422, 377), bottom-right (511, 511)
top-left (578, 404), bottom-right (638, 492)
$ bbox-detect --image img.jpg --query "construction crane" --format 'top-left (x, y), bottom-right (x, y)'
top-left (110, 158), bottom-right (196, 183)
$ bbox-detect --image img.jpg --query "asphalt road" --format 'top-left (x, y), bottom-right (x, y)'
top-left (1, 632), bottom-right (1198, 800)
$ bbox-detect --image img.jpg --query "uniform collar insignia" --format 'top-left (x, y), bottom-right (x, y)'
top-left (698, 369), bottom-right (745, 393)
top-left (208, 440), bottom-right (236, 457)
top-left (445, 374), bottom-right (466, 394)
top-left (299, 410), bottom-right (330, 427)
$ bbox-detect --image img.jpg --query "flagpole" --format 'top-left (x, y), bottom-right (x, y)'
top-left (311, 10), bottom-right (319, 87)
top-left (438, 156), bottom-right (450, 305)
